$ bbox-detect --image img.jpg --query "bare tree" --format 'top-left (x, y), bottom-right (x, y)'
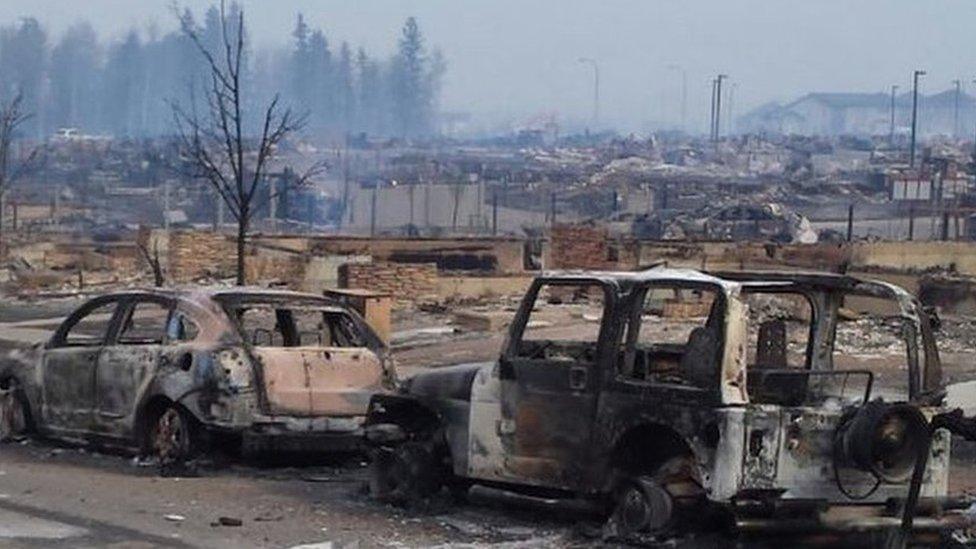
top-left (171, 1), bottom-right (321, 285)
top-left (0, 93), bottom-right (41, 250)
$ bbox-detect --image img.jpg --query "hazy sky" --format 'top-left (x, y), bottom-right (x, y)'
top-left (2, 0), bottom-right (974, 133)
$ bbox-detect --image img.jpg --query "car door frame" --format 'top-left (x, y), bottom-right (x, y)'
top-left (495, 276), bottom-right (620, 490)
top-left (93, 295), bottom-right (176, 437)
top-left (41, 295), bottom-right (126, 435)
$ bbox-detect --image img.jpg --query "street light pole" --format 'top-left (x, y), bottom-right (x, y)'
top-left (954, 79), bottom-right (962, 137)
top-left (667, 64), bottom-right (687, 133)
top-left (910, 70), bottom-right (925, 168)
top-left (578, 58), bottom-right (600, 130)
top-left (889, 84), bottom-right (899, 145)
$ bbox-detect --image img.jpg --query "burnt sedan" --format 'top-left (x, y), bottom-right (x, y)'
top-left (0, 288), bottom-right (395, 461)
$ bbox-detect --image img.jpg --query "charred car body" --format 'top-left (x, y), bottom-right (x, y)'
top-left (365, 268), bottom-right (969, 544)
top-left (0, 288), bottom-right (394, 460)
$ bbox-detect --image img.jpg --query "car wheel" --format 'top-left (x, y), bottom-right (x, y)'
top-left (369, 441), bottom-right (442, 506)
top-left (149, 405), bottom-right (196, 464)
top-left (0, 378), bottom-right (31, 442)
top-left (611, 476), bottom-right (675, 536)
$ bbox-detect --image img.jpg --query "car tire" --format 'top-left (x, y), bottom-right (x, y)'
top-left (608, 454), bottom-right (715, 540)
top-left (148, 405), bottom-right (197, 464)
top-left (610, 475), bottom-right (675, 536)
top-left (0, 378), bottom-right (32, 442)
top-left (369, 441), bottom-right (443, 506)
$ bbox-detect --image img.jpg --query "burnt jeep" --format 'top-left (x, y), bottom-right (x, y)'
top-left (365, 268), bottom-right (970, 544)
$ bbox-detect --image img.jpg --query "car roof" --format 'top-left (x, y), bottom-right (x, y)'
top-left (89, 286), bottom-right (340, 307)
top-left (539, 267), bottom-right (914, 300)
top-left (540, 267), bottom-right (739, 291)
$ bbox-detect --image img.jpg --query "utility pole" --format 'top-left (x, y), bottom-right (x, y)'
top-left (492, 191), bottom-right (498, 236)
top-left (709, 79), bottom-right (718, 140)
top-left (370, 184), bottom-right (377, 237)
top-left (910, 69), bottom-right (925, 167)
top-left (667, 64), bottom-right (687, 132)
top-left (972, 79), bottom-right (976, 162)
top-left (549, 192), bottom-right (557, 226)
top-left (163, 179), bottom-right (171, 232)
top-left (578, 58), bottom-right (600, 130)
top-left (954, 79), bottom-right (962, 137)
top-left (846, 204), bottom-right (854, 242)
top-left (407, 182), bottom-right (415, 227)
top-left (727, 82), bottom-right (737, 136)
top-left (889, 84), bottom-right (899, 145)
top-left (268, 176), bottom-right (277, 234)
top-left (714, 74), bottom-right (728, 141)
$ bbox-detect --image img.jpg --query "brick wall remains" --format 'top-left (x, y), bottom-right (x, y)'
top-left (245, 247), bottom-right (307, 287)
top-left (548, 223), bottom-right (611, 270)
top-left (168, 230), bottom-right (237, 282)
top-left (339, 262), bottom-right (438, 298)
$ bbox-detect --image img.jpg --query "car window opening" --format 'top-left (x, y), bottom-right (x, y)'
top-left (514, 282), bottom-right (605, 364)
top-left (118, 301), bottom-right (171, 345)
top-left (619, 285), bottom-right (723, 389)
top-left (232, 305), bottom-right (365, 348)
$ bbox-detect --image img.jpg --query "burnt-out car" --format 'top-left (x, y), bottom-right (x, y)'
top-left (364, 268), bottom-right (973, 545)
top-left (0, 288), bottom-right (395, 460)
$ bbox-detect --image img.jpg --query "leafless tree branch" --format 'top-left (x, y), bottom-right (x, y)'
top-left (0, 92), bottom-right (44, 249)
top-left (170, 0), bottom-right (316, 285)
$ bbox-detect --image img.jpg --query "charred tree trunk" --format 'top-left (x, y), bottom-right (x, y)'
top-left (138, 238), bottom-right (165, 287)
top-left (236, 212), bottom-right (248, 286)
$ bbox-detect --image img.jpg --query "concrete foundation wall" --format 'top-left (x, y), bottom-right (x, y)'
top-left (304, 235), bottom-right (525, 274)
top-left (849, 241), bottom-right (976, 275)
top-left (435, 275), bottom-right (534, 301)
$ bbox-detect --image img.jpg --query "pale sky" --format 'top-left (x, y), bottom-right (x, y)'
top-left (1, 0), bottom-right (974, 133)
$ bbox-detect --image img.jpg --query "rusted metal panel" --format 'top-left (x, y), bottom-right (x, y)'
top-left (720, 292), bottom-right (749, 405)
top-left (254, 347), bottom-right (385, 417)
top-left (467, 364), bottom-right (509, 481)
top-left (40, 347), bottom-right (99, 431)
top-left (95, 345), bottom-right (158, 421)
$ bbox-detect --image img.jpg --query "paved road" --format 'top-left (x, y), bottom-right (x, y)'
top-left (0, 441), bottom-right (580, 549)
top-left (0, 499), bottom-right (190, 548)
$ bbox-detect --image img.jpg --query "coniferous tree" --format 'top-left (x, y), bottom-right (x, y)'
top-left (290, 14), bottom-right (311, 112)
top-left (49, 23), bottom-right (99, 131)
top-left (102, 31), bottom-right (145, 136)
top-left (308, 29), bottom-right (333, 130)
top-left (356, 47), bottom-right (382, 135)
top-left (392, 17), bottom-right (426, 138)
top-left (0, 5), bottom-right (445, 139)
top-left (336, 42), bottom-right (354, 133)
top-left (0, 18), bottom-right (47, 137)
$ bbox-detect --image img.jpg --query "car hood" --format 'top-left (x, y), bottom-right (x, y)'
top-left (402, 361), bottom-right (491, 402)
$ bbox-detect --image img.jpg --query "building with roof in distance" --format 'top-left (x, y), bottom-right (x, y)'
top-left (739, 89), bottom-right (976, 137)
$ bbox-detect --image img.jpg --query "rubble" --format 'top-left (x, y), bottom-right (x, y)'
top-left (654, 201), bottom-right (819, 244)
